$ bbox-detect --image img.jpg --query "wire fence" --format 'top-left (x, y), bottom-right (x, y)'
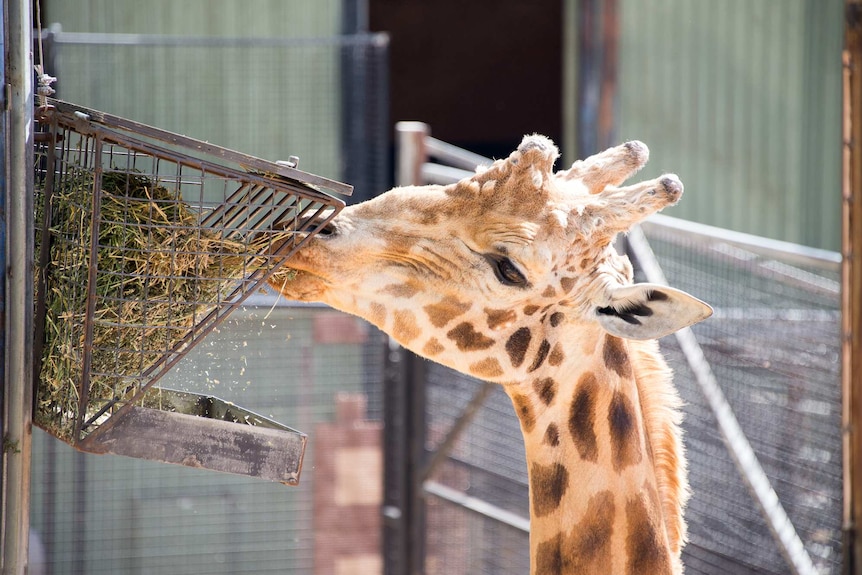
top-left (634, 217), bottom-right (842, 575)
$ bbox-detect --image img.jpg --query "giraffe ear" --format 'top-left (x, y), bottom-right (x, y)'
top-left (595, 283), bottom-right (713, 340)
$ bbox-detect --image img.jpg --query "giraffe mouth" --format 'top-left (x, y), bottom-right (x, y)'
top-left (306, 209), bottom-right (339, 237)
top-left (276, 209), bottom-right (338, 238)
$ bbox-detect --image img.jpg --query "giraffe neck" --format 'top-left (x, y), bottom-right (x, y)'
top-left (503, 332), bottom-right (677, 575)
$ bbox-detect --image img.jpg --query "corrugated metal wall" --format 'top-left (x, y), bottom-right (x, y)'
top-left (616, 0), bottom-right (843, 250)
top-left (44, 0), bottom-right (340, 38)
top-left (41, 1), bottom-right (345, 187)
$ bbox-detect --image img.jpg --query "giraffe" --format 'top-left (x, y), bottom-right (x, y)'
top-left (271, 135), bottom-right (712, 574)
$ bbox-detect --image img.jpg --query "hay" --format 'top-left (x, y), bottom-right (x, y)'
top-left (36, 169), bottom-right (294, 440)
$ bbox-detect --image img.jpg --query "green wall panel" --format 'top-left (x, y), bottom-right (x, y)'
top-left (615, 0), bottom-right (843, 250)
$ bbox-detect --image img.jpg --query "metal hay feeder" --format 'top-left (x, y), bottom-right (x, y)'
top-left (33, 99), bottom-right (350, 484)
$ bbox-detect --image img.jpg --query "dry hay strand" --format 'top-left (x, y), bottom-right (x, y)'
top-left (36, 169), bottom-right (294, 440)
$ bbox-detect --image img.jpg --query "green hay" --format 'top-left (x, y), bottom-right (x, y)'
top-left (36, 169), bottom-right (293, 441)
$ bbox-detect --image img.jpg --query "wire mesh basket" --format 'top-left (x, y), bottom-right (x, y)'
top-left (33, 99), bottom-right (349, 481)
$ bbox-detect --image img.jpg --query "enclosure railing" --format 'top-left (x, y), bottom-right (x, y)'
top-left (393, 121), bottom-right (841, 575)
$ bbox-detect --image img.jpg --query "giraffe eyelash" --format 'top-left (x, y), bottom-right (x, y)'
top-left (483, 254), bottom-right (528, 287)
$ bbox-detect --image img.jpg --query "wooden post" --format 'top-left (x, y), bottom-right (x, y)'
top-left (844, 2), bottom-right (862, 574)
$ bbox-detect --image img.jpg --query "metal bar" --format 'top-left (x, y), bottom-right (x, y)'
top-left (419, 380), bottom-right (496, 482)
top-left (423, 480), bottom-right (530, 534)
top-left (405, 350), bottom-right (428, 574)
top-left (382, 341), bottom-right (410, 575)
top-left (597, 0), bottom-right (618, 151)
top-left (577, 0), bottom-right (600, 157)
top-left (419, 163), bottom-right (473, 186)
top-left (562, 0), bottom-right (579, 166)
top-left (47, 99), bottom-right (353, 198)
top-left (424, 136), bottom-right (489, 172)
top-left (32, 114), bottom-right (58, 405)
top-left (2, 0), bottom-right (35, 572)
top-left (395, 122), bottom-right (429, 187)
top-left (642, 213), bottom-right (841, 271)
top-left (51, 30), bottom-right (390, 50)
top-left (627, 225), bottom-right (818, 575)
top-left (198, 181), bottom-right (255, 228)
top-left (75, 136), bottom-right (106, 439)
top-left (843, 3), bottom-right (862, 571)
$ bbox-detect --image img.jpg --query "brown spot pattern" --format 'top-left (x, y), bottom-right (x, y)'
top-left (528, 339), bottom-right (551, 372)
top-left (419, 210), bottom-right (440, 225)
top-left (423, 296), bottom-right (471, 328)
top-left (469, 357), bottom-right (504, 378)
top-left (393, 310), bottom-right (420, 343)
top-left (423, 337), bottom-right (445, 356)
top-left (506, 327), bottom-right (532, 367)
top-left (535, 490), bottom-right (615, 575)
top-left (485, 308), bottom-right (517, 330)
top-left (569, 372), bottom-right (599, 461)
top-left (543, 423), bottom-right (560, 446)
top-left (530, 462), bottom-right (569, 517)
top-left (542, 285), bottom-right (558, 298)
top-left (511, 393), bottom-right (536, 432)
top-left (379, 282), bottom-right (420, 299)
top-left (549, 312), bottom-right (565, 327)
top-left (549, 343), bottom-right (565, 366)
top-left (447, 322), bottom-right (495, 351)
top-left (625, 493), bottom-right (672, 575)
top-left (523, 305), bottom-right (540, 316)
top-left (367, 302), bottom-right (387, 327)
top-left (560, 276), bottom-right (576, 294)
top-left (533, 377), bottom-right (558, 406)
top-left (603, 335), bottom-right (633, 379)
top-left (608, 390), bottom-right (643, 473)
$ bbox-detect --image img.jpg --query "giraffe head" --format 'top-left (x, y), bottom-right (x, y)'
top-left (273, 135), bottom-right (711, 378)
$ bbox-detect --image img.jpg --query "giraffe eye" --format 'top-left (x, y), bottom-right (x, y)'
top-left (485, 254), bottom-right (527, 287)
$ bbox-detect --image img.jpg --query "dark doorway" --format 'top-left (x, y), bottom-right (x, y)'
top-left (370, 0), bottom-right (563, 162)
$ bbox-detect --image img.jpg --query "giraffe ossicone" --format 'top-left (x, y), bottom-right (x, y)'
top-left (273, 135), bottom-right (712, 575)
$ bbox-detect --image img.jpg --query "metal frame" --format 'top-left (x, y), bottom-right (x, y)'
top-left (34, 100), bottom-right (348, 448)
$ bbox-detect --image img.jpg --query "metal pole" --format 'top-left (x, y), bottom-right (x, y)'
top-left (562, 0), bottom-right (579, 166)
top-left (843, 2), bottom-right (862, 573)
top-left (2, 0), bottom-right (35, 574)
top-left (383, 123), bottom-right (431, 575)
top-left (395, 122), bottom-right (429, 188)
top-left (597, 0), bottom-right (618, 152)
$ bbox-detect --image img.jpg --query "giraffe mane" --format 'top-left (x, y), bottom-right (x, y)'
top-left (628, 338), bottom-right (689, 564)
